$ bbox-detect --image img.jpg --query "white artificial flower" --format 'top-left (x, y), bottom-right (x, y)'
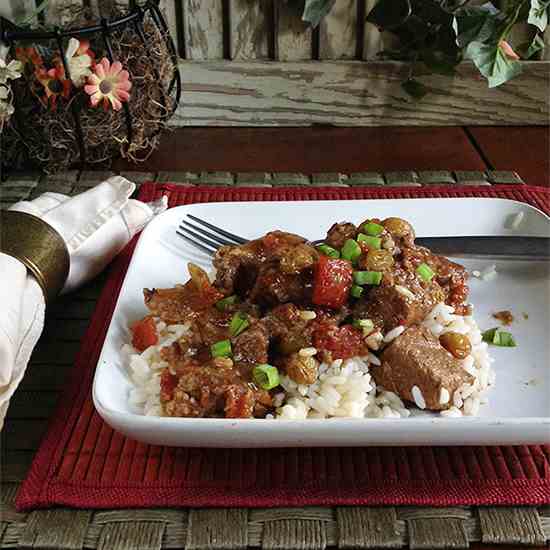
top-left (0, 52), bottom-right (23, 85)
top-left (0, 87), bottom-right (14, 119)
top-left (64, 37), bottom-right (93, 87)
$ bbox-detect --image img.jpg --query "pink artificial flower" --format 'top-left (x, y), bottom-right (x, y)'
top-left (499, 40), bottom-right (520, 61)
top-left (84, 58), bottom-right (131, 111)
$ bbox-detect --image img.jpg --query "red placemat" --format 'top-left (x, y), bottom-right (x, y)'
top-left (17, 183), bottom-right (550, 511)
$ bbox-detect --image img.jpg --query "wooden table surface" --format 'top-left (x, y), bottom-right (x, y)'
top-left (1, 126), bottom-right (549, 550)
top-left (113, 126), bottom-right (550, 188)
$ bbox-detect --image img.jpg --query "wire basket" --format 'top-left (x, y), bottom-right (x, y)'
top-left (0, 0), bottom-right (181, 174)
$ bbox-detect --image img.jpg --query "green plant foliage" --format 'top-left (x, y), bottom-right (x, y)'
top-left (302, 0), bottom-right (337, 27)
top-left (296, 0), bottom-right (548, 97)
top-left (464, 41), bottom-right (522, 87)
top-left (528, 0), bottom-right (549, 31)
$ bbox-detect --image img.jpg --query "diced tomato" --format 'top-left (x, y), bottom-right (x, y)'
top-left (312, 256), bottom-right (353, 309)
top-left (313, 322), bottom-right (364, 360)
top-left (131, 316), bottom-right (158, 352)
top-left (160, 369), bottom-right (178, 402)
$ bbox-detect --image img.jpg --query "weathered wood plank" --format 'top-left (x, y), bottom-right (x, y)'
top-left (44, 0), bottom-right (84, 27)
top-left (229, 0), bottom-right (271, 60)
top-left (363, 0), bottom-right (382, 60)
top-left (173, 60), bottom-right (549, 126)
top-left (320, 0), bottom-right (357, 59)
top-left (158, 0), bottom-right (179, 52)
top-left (275, 1), bottom-right (312, 61)
top-left (544, 27), bottom-right (550, 61)
top-left (183, 0), bottom-right (224, 60)
top-left (0, 0), bottom-right (36, 25)
top-left (363, 0), bottom-right (399, 60)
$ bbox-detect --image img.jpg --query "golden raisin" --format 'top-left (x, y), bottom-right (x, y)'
top-left (364, 249), bottom-right (394, 271)
top-left (382, 217), bottom-right (415, 241)
top-left (439, 331), bottom-right (472, 359)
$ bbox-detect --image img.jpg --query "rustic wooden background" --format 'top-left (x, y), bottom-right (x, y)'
top-left (2, 0), bottom-right (549, 126)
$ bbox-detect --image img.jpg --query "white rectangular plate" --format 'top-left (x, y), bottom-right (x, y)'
top-left (93, 198), bottom-right (550, 447)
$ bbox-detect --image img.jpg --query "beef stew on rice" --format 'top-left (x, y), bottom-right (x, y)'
top-left (125, 217), bottom-right (495, 420)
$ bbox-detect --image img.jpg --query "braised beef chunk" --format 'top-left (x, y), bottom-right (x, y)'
top-left (144, 264), bottom-right (223, 324)
top-left (248, 266), bottom-right (312, 306)
top-left (194, 309), bottom-right (232, 346)
top-left (144, 284), bottom-right (199, 324)
top-left (373, 326), bottom-right (474, 410)
top-left (213, 243), bottom-right (260, 296)
top-left (325, 222), bottom-right (357, 249)
top-left (400, 246), bottom-right (469, 312)
top-left (161, 362), bottom-right (271, 418)
top-left (355, 279), bottom-right (445, 332)
top-left (232, 322), bottom-right (269, 365)
top-left (262, 303), bottom-right (314, 354)
top-left (213, 231), bottom-right (316, 306)
top-left (224, 385), bottom-right (256, 418)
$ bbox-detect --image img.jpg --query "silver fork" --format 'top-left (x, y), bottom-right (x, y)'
top-left (178, 215), bottom-right (324, 255)
top-left (176, 214), bottom-right (250, 256)
top-left (176, 214), bottom-right (550, 260)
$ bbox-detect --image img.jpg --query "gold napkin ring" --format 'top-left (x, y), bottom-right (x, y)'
top-left (0, 211), bottom-right (70, 304)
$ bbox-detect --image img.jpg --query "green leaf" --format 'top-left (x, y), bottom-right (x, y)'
top-left (366, 0), bottom-right (412, 30)
top-left (302, 0), bottom-right (336, 28)
top-left (516, 33), bottom-right (546, 58)
top-left (528, 0), bottom-right (549, 32)
top-left (526, 33), bottom-right (546, 57)
top-left (402, 78), bottom-right (429, 99)
top-left (453, 3), bottom-right (501, 48)
top-left (465, 41), bottom-right (522, 88)
top-left (15, 0), bottom-right (49, 27)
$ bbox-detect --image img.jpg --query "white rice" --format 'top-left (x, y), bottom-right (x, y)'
top-left (126, 301), bottom-right (494, 420)
top-left (277, 356), bottom-right (374, 419)
top-left (411, 385), bottom-right (426, 410)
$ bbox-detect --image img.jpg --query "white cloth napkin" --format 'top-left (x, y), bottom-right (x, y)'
top-left (0, 176), bottom-right (167, 429)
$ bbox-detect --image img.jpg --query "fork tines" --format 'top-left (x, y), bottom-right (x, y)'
top-left (177, 214), bottom-right (249, 256)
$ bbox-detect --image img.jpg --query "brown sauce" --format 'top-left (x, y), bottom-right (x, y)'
top-left (492, 310), bottom-right (514, 325)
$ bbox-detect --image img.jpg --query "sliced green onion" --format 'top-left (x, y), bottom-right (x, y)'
top-left (353, 318), bottom-right (374, 333)
top-left (341, 239), bottom-right (361, 262)
top-left (362, 222), bottom-right (384, 236)
top-left (497, 331), bottom-right (516, 347)
top-left (350, 285), bottom-right (364, 298)
top-left (357, 234), bottom-right (382, 250)
top-left (353, 270), bottom-right (383, 286)
top-left (216, 295), bottom-right (239, 311)
top-left (211, 339), bottom-right (232, 358)
top-left (482, 327), bottom-right (516, 347)
top-left (253, 364), bottom-right (280, 390)
top-left (317, 244), bottom-right (340, 259)
top-left (482, 327), bottom-right (498, 343)
top-left (230, 312), bottom-right (249, 337)
top-left (416, 263), bottom-right (435, 282)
